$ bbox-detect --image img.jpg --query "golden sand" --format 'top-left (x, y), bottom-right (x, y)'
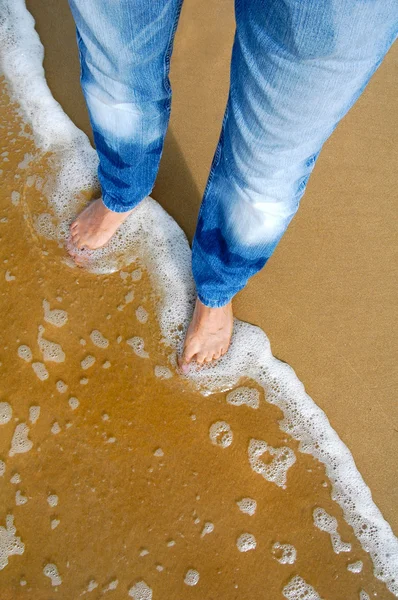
top-left (0, 80), bottom-right (393, 599)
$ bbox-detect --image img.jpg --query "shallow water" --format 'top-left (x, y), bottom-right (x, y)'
top-left (0, 82), bottom-right (395, 599)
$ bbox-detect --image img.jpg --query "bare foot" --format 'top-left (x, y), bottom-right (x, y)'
top-left (69, 198), bottom-right (134, 252)
top-left (178, 298), bottom-right (233, 373)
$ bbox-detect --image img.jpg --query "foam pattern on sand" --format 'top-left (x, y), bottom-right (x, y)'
top-left (1, 1), bottom-right (397, 595)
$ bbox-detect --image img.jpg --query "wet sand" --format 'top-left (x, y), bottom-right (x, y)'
top-left (0, 83), bottom-right (394, 599)
top-left (24, 0), bottom-right (398, 534)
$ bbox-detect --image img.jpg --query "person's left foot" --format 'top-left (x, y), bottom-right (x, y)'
top-left (178, 298), bottom-right (233, 373)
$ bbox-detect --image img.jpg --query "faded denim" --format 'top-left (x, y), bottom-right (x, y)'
top-left (69, 0), bottom-right (397, 307)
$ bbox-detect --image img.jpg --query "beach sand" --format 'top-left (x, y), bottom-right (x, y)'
top-left (0, 0), bottom-right (397, 598)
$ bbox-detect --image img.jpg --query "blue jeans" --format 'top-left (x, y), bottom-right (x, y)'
top-left (68, 0), bottom-right (397, 308)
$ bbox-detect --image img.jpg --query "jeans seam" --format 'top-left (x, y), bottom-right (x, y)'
top-left (163, 0), bottom-right (184, 97)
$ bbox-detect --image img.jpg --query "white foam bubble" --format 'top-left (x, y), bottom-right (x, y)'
top-left (200, 522), bottom-right (214, 537)
top-left (10, 473), bottom-right (21, 484)
top-left (90, 330), bottom-right (109, 348)
top-left (51, 422), bottom-right (61, 435)
top-left (103, 579), bottom-right (119, 593)
top-left (17, 345), bottom-right (32, 362)
top-left (272, 542), bottom-right (297, 565)
top-left (139, 548), bottom-right (149, 557)
top-left (102, 361), bottom-right (111, 369)
top-left (209, 421), bottom-right (233, 448)
top-left (81, 355), bottom-right (95, 370)
top-left (9, 423), bottom-right (33, 456)
top-left (11, 190), bottom-right (20, 205)
top-left (153, 448), bottom-right (164, 457)
top-left (248, 439), bottom-right (296, 489)
top-left (128, 580), bottom-right (152, 599)
top-left (38, 325), bottom-right (65, 362)
top-left (313, 508), bottom-right (352, 554)
top-left (236, 498), bottom-right (257, 516)
top-left (15, 490), bottom-right (28, 506)
top-left (43, 299), bottom-right (68, 327)
top-left (85, 580), bottom-right (98, 592)
top-left (3, 4), bottom-right (397, 594)
top-left (56, 380), bottom-right (68, 393)
top-left (43, 563), bottom-right (62, 586)
top-left (0, 461), bottom-right (5, 477)
top-left (347, 560), bottom-right (363, 573)
top-left (68, 397), bottom-right (79, 410)
top-left (131, 268), bottom-right (142, 281)
top-left (166, 540), bottom-right (175, 547)
top-left (359, 592), bottom-right (370, 600)
top-left (47, 494), bottom-right (58, 507)
top-left (282, 575), bottom-right (322, 600)
top-left (136, 306), bottom-right (148, 324)
top-left (126, 337), bottom-right (149, 359)
top-left (51, 519), bottom-right (60, 530)
top-left (184, 569), bottom-right (199, 586)
top-left (0, 514), bottom-right (25, 570)
top-left (32, 362), bottom-right (49, 381)
top-left (154, 365), bottom-right (172, 379)
top-left (5, 270), bottom-right (15, 282)
top-left (29, 405), bottom-right (40, 424)
top-left (0, 402), bottom-right (12, 424)
top-left (236, 533), bottom-right (256, 552)
top-left (227, 386), bottom-right (260, 409)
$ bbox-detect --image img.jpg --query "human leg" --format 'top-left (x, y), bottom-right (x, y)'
top-left (182, 0), bottom-right (397, 366)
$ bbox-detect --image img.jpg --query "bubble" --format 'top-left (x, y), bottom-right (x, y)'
top-left (139, 548), bottom-right (149, 556)
top-left (154, 366), bottom-right (172, 379)
top-left (80, 377), bottom-right (89, 385)
top-left (85, 580), bottom-right (98, 592)
top-left (43, 299), bottom-right (68, 328)
top-left (236, 533), bottom-right (256, 552)
top-left (11, 191), bottom-right (20, 205)
top-left (102, 361), bottom-right (111, 369)
top-left (5, 270), bottom-right (15, 281)
top-left (56, 380), bottom-right (68, 393)
top-left (10, 473), bottom-right (21, 484)
top-left (15, 491), bottom-right (28, 506)
top-left (9, 423), bottom-right (33, 456)
top-left (43, 563), bottom-right (62, 586)
top-left (359, 592), bottom-right (370, 600)
top-left (125, 290), bottom-right (134, 304)
top-left (47, 494), bottom-right (58, 507)
top-left (248, 439), bottom-right (296, 489)
top-left (68, 397), bottom-right (79, 410)
top-left (313, 508), bottom-right (352, 554)
top-left (131, 268), bottom-right (142, 281)
top-left (51, 422), bottom-right (61, 435)
top-left (155, 564), bottom-right (164, 572)
top-left (20, 578), bottom-right (27, 586)
top-left (17, 345), bottom-right (32, 362)
top-left (103, 579), bottom-right (119, 593)
top-left (0, 514), bottom-right (25, 570)
top-left (200, 522), bottom-right (214, 537)
top-left (184, 569), bottom-right (199, 586)
top-left (90, 330), bottom-right (109, 348)
top-left (127, 337), bottom-right (149, 359)
top-left (32, 362), bottom-right (49, 381)
top-left (236, 498), bottom-right (257, 516)
top-left (0, 402), bottom-right (12, 424)
top-left (272, 542), bottom-right (297, 565)
top-left (209, 421), bottom-right (233, 448)
top-left (81, 355), bottom-right (95, 370)
top-left (136, 306), bottom-right (148, 324)
top-left (29, 405), bottom-right (40, 424)
top-left (166, 540), bottom-right (175, 547)
top-left (0, 461), bottom-right (5, 477)
top-left (38, 326), bottom-right (65, 363)
top-left (51, 519), bottom-right (60, 530)
top-left (226, 386), bottom-right (260, 409)
top-left (347, 560), bottom-right (363, 573)
top-left (282, 575), bottom-right (323, 600)
top-left (128, 580), bottom-right (152, 599)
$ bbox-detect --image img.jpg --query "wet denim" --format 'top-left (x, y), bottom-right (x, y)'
top-left (69, 0), bottom-right (397, 307)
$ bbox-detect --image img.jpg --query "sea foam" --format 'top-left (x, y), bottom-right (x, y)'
top-left (0, 1), bottom-right (397, 595)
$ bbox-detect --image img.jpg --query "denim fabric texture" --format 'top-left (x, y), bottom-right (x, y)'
top-left (69, 0), bottom-right (397, 308)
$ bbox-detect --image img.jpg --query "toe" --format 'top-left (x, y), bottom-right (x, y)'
top-left (213, 351), bottom-right (221, 360)
top-left (195, 352), bottom-right (207, 365)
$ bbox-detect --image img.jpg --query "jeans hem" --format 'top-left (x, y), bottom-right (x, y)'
top-left (102, 192), bottom-right (143, 214)
top-left (197, 292), bottom-right (232, 309)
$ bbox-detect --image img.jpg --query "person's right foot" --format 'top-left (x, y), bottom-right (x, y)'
top-left (69, 198), bottom-right (134, 254)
